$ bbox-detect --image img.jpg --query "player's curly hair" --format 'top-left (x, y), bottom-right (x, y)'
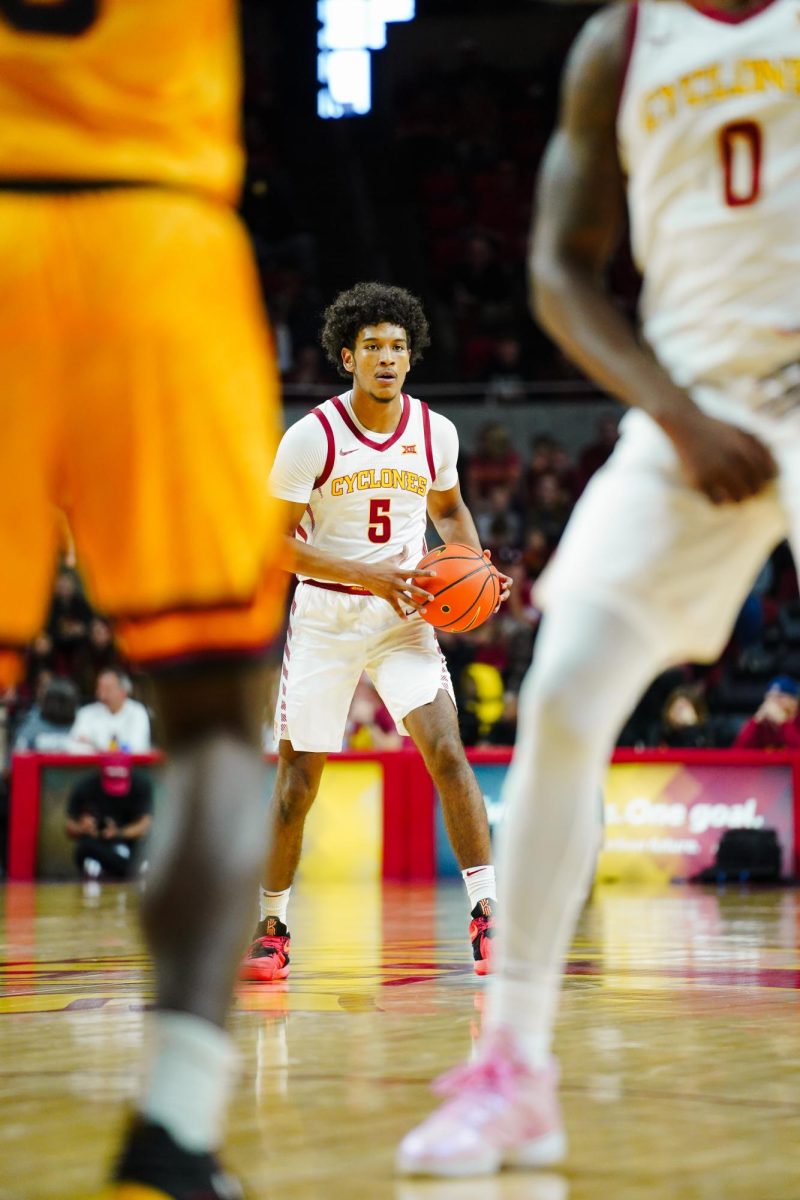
top-left (321, 281), bottom-right (431, 379)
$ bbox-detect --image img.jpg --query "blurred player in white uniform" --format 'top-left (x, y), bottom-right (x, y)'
top-left (240, 282), bottom-right (512, 981)
top-left (400, 0), bottom-right (800, 1176)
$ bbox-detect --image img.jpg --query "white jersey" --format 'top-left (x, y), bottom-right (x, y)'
top-left (618, 0), bottom-right (800, 392)
top-left (269, 391), bottom-right (459, 582)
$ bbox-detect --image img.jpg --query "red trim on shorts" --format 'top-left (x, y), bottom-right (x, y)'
top-left (420, 401), bottom-right (437, 484)
top-left (312, 407), bottom-right (336, 489)
top-left (690, 0), bottom-right (777, 23)
top-left (331, 393), bottom-right (411, 451)
top-left (616, 2), bottom-right (638, 119)
top-left (303, 580), bottom-right (373, 596)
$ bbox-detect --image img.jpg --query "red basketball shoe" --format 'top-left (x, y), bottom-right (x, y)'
top-left (239, 917), bottom-right (291, 982)
top-left (469, 899), bottom-right (495, 976)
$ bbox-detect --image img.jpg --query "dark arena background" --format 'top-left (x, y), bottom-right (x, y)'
top-left (2, 3), bottom-right (800, 1199)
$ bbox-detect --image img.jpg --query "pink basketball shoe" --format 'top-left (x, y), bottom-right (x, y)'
top-left (396, 1028), bottom-right (566, 1177)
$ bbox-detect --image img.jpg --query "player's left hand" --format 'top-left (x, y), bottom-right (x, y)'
top-left (482, 549), bottom-right (513, 611)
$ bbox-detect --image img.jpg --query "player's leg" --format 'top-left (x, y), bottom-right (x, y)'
top-left (111, 660), bottom-right (270, 1198)
top-left (397, 600), bottom-right (673, 1178)
top-left (241, 586), bottom-right (367, 981)
top-left (398, 423), bottom-right (787, 1177)
top-left (369, 618), bottom-right (496, 971)
top-left (402, 691), bottom-right (497, 973)
top-left (59, 190), bottom-right (285, 1199)
top-left (239, 740), bottom-right (326, 983)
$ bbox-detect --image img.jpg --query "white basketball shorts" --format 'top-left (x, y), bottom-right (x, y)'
top-left (275, 583), bottom-right (455, 753)
top-left (537, 404), bottom-right (800, 665)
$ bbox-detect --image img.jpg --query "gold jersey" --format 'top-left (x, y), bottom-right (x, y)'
top-left (0, 0), bottom-right (243, 203)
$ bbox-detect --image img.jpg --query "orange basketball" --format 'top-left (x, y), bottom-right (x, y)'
top-left (413, 543), bottom-right (500, 632)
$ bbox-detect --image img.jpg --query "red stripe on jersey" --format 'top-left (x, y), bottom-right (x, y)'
top-left (420, 401), bottom-right (436, 484)
top-left (312, 407), bottom-right (336, 489)
top-left (331, 393), bottom-right (411, 451)
top-left (693, 0), bottom-right (777, 23)
top-left (296, 524), bottom-right (308, 542)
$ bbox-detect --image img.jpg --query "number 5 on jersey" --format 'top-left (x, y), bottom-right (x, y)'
top-left (368, 498), bottom-right (391, 544)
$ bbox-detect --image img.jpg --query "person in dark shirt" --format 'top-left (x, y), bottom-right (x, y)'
top-left (734, 675), bottom-right (800, 750)
top-left (66, 754), bottom-right (153, 879)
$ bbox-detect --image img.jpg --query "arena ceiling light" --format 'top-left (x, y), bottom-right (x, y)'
top-left (317, 0), bottom-right (416, 118)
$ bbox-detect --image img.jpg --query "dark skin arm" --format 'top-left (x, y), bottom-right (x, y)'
top-left (530, 4), bottom-right (776, 505)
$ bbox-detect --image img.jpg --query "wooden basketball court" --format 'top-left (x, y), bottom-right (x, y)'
top-left (2, 879), bottom-right (799, 1199)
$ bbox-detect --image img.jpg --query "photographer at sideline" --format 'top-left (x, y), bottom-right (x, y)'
top-left (66, 754), bottom-right (153, 879)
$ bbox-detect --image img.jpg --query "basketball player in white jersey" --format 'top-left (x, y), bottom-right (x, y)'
top-left (399, 0), bottom-right (800, 1175)
top-left (240, 282), bottom-right (513, 982)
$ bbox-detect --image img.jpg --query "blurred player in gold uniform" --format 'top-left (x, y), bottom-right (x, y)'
top-left (0, 3), bottom-right (284, 1196)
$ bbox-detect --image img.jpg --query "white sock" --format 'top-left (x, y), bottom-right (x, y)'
top-left (260, 885), bottom-right (291, 925)
top-left (487, 600), bottom-right (663, 1070)
top-left (141, 1011), bottom-right (238, 1152)
top-left (461, 864), bottom-right (496, 910)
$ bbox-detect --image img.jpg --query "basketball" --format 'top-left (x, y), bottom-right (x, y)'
top-left (413, 543), bottom-right (500, 633)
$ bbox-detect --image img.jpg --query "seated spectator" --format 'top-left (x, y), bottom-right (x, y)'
top-left (577, 415), bottom-right (619, 492)
top-left (527, 471), bottom-right (572, 547)
top-left (65, 754), bottom-right (153, 880)
top-left (14, 679), bottom-right (80, 753)
top-left (466, 422), bottom-right (522, 502)
top-left (73, 617), bottom-right (121, 701)
top-left (653, 686), bottom-right (715, 749)
top-left (70, 668), bottom-right (151, 753)
top-left (47, 567), bottom-right (93, 673)
top-left (475, 484), bottom-right (521, 550)
top-left (733, 676), bottom-right (800, 749)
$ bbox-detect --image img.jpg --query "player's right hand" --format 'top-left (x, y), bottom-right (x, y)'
top-left (668, 410), bottom-right (776, 505)
top-left (363, 549), bottom-right (436, 619)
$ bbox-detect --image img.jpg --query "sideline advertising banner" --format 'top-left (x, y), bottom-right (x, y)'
top-left (435, 754), bottom-right (796, 882)
top-left (600, 759), bottom-right (794, 882)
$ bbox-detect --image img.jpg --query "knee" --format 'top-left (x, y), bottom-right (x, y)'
top-left (524, 669), bottom-right (588, 749)
top-left (275, 759), bottom-right (319, 824)
top-left (426, 730), bottom-right (467, 781)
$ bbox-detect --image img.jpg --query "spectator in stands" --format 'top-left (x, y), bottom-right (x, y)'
top-left (47, 567), bottom-right (93, 673)
top-left (577, 414), bottom-right (619, 493)
top-left (524, 434), bottom-right (577, 505)
top-left (475, 484), bottom-right (522, 551)
top-left (466, 422), bottom-right (522, 502)
top-left (526, 470), bottom-right (572, 547)
top-left (65, 754), bottom-right (153, 880)
top-left (70, 667), bottom-right (151, 753)
top-left (73, 617), bottom-right (121, 701)
top-left (25, 632), bottom-right (55, 695)
top-left (653, 686), bottom-right (715, 749)
top-left (733, 676), bottom-right (800, 749)
top-left (448, 232), bottom-right (515, 327)
top-left (481, 334), bottom-right (528, 404)
top-left (14, 679), bottom-right (80, 753)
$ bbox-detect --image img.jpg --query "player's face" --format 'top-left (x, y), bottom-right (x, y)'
top-left (343, 323), bottom-right (410, 403)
